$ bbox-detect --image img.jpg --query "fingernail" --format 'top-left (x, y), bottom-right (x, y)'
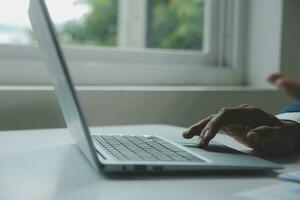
top-left (204, 130), bottom-right (210, 138)
top-left (198, 139), bottom-right (205, 147)
top-left (198, 130), bottom-right (209, 147)
top-left (199, 138), bottom-right (208, 148)
top-left (182, 130), bottom-right (189, 138)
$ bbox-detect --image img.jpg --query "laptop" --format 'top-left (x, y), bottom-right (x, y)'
top-left (28, 0), bottom-right (282, 173)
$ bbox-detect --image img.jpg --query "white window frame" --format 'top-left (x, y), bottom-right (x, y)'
top-left (0, 0), bottom-right (246, 86)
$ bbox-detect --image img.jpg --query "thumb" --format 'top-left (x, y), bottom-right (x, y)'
top-left (246, 126), bottom-right (281, 146)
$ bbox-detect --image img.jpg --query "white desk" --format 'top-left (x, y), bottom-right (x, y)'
top-left (0, 124), bottom-right (299, 200)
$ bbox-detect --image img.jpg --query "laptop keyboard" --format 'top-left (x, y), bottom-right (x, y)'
top-left (92, 135), bottom-right (204, 162)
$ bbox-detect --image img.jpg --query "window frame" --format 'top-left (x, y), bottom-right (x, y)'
top-left (0, 0), bottom-right (246, 86)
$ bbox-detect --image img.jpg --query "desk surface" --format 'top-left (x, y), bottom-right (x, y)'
top-left (0, 124), bottom-right (299, 200)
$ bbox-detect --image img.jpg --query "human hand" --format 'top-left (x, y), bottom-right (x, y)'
top-left (182, 105), bottom-right (300, 155)
top-left (268, 73), bottom-right (300, 100)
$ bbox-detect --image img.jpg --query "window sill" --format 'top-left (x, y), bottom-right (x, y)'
top-left (0, 85), bottom-right (277, 92)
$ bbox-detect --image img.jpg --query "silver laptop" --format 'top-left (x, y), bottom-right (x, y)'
top-left (29, 0), bottom-right (282, 173)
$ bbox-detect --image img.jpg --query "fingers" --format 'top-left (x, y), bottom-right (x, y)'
top-left (183, 115), bottom-right (214, 139)
top-left (198, 109), bottom-right (233, 147)
top-left (267, 73), bottom-right (285, 84)
top-left (276, 78), bottom-right (300, 100)
top-left (267, 73), bottom-right (300, 100)
top-left (274, 77), bottom-right (296, 91)
top-left (223, 124), bottom-right (252, 136)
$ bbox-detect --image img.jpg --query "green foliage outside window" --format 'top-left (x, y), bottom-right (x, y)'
top-left (59, 0), bottom-right (204, 50)
top-left (59, 0), bottom-right (118, 46)
top-left (148, 0), bottom-right (204, 50)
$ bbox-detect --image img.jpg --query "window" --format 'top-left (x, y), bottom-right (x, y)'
top-left (147, 0), bottom-right (204, 50)
top-left (1, 0), bottom-right (204, 50)
top-left (0, 0), bottom-right (245, 86)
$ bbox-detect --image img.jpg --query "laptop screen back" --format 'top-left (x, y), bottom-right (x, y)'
top-left (28, 0), bottom-right (100, 170)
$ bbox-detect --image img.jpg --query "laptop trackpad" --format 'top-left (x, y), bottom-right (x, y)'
top-left (179, 141), bottom-right (243, 154)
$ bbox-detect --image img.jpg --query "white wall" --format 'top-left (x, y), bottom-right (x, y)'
top-left (280, 0), bottom-right (300, 77)
top-left (0, 87), bottom-right (293, 130)
top-left (245, 0), bottom-right (283, 86)
top-left (246, 0), bottom-right (300, 85)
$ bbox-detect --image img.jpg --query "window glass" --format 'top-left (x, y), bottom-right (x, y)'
top-left (0, 0), bottom-right (204, 50)
top-left (58, 0), bottom-right (118, 46)
top-left (147, 0), bottom-right (204, 50)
